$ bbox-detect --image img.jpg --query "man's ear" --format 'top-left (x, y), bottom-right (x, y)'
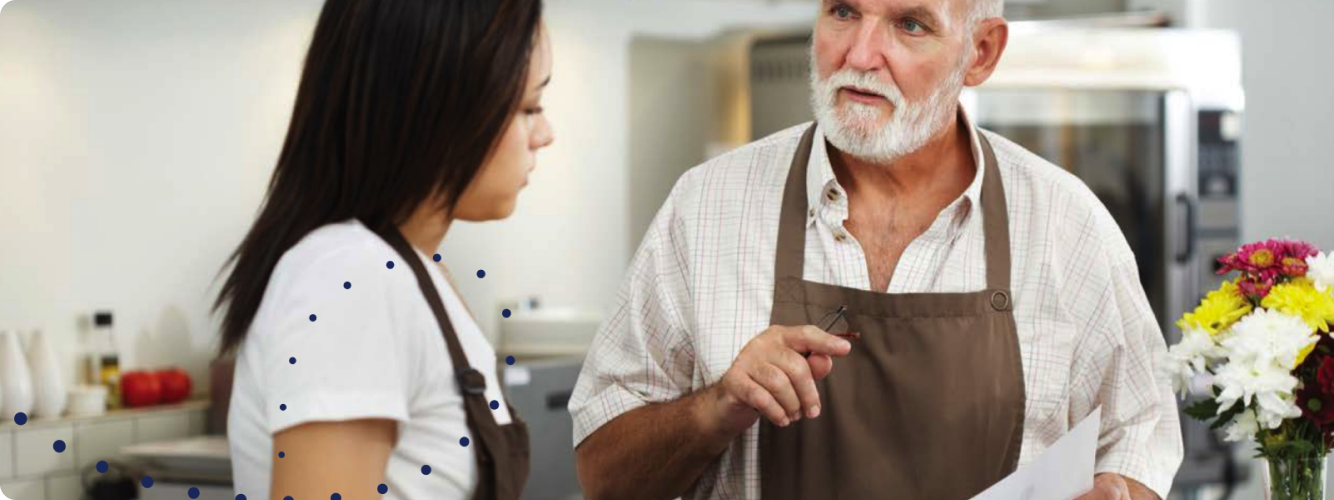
top-left (962, 18), bottom-right (1008, 87)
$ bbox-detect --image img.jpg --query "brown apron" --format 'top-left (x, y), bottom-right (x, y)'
top-left (759, 124), bottom-right (1026, 500)
top-left (376, 226), bottom-right (531, 500)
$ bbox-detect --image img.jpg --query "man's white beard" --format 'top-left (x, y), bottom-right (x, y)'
top-left (809, 47), bottom-right (968, 164)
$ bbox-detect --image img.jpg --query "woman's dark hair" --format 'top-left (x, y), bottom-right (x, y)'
top-left (214, 0), bottom-right (544, 354)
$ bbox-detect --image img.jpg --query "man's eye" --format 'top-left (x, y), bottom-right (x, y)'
top-left (902, 19), bottom-right (924, 33)
top-left (833, 4), bottom-right (853, 20)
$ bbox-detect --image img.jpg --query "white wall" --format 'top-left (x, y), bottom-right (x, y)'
top-left (1201, 0), bottom-right (1334, 251)
top-left (0, 0), bottom-right (817, 395)
top-left (0, 0), bottom-right (319, 393)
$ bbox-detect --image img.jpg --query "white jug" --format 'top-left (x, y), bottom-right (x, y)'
top-left (0, 330), bottom-right (34, 418)
top-left (26, 329), bottom-right (66, 419)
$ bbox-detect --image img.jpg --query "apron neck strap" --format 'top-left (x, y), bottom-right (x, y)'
top-left (976, 132), bottom-right (1011, 291)
top-left (774, 124), bottom-right (820, 281)
top-left (774, 123), bottom-right (1012, 292)
top-left (372, 224), bottom-right (487, 394)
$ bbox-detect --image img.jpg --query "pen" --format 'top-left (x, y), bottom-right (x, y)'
top-left (819, 305), bottom-right (860, 340)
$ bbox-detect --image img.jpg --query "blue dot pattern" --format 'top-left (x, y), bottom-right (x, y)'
top-left (189, 487), bottom-right (201, 499)
top-left (97, 461), bottom-right (109, 473)
top-left (14, 412), bottom-right (26, 425)
top-left (261, 255), bottom-right (514, 497)
top-left (237, 495), bottom-right (247, 500)
top-left (53, 440), bottom-right (66, 453)
top-left (142, 476), bottom-right (154, 488)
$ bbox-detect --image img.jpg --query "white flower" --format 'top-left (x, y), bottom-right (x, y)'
top-left (1211, 309), bottom-right (1314, 429)
top-left (1212, 360), bottom-right (1300, 422)
top-left (1254, 390), bottom-right (1303, 429)
top-left (1220, 308), bottom-right (1318, 371)
top-left (1223, 409), bottom-right (1260, 442)
top-left (1309, 252), bottom-right (1334, 293)
top-left (1164, 327), bottom-right (1225, 395)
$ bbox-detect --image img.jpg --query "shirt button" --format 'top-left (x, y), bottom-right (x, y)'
top-left (834, 232), bottom-right (847, 242)
top-left (826, 189), bottom-right (840, 201)
top-left (808, 208), bottom-right (815, 218)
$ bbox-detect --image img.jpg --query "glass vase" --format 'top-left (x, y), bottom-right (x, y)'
top-left (1264, 456), bottom-right (1328, 500)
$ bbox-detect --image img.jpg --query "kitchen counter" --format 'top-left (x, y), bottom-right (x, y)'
top-left (0, 400), bottom-right (212, 500)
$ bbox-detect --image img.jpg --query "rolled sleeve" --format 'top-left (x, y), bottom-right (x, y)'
top-left (1073, 256), bottom-right (1184, 499)
top-left (570, 176), bottom-right (697, 447)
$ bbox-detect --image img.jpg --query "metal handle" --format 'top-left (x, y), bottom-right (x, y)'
top-left (1175, 193), bottom-right (1197, 264)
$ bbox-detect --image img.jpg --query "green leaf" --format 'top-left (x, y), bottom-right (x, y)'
top-left (1211, 404), bottom-right (1245, 431)
top-left (1185, 398), bottom-right (1221, 421)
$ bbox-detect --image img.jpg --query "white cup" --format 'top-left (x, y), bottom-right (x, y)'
top-left (66, 385), bottom-right (108, 417)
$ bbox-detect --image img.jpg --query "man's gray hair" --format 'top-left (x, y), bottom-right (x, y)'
top-left (967, 0), bottom-right (1004, 25)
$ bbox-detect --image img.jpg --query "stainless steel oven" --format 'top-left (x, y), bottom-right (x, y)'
top-left (741, 27), bottom-right (1246, 495)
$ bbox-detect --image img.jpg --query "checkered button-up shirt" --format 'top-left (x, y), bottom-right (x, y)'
top-left (569, 110), bottom-right (1183, 499)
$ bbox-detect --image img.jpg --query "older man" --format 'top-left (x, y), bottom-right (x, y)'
top-left (570, 0), bottom-right (1183, 499)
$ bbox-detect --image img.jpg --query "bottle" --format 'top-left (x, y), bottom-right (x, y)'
top-left (86, 312), bottom-right (121, 410)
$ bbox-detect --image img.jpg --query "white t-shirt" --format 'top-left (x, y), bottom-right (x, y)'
top-left (228, 219), bottom-right (511, 500)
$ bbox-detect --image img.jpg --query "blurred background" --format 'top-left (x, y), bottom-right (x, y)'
top-left (1, 0), bottom-right (1332, 498)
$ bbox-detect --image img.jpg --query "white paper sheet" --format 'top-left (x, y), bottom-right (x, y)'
top-left (970, 406), bottom-right (1101, 500)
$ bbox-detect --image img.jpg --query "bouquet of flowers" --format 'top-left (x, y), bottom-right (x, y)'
top-left (1166, 239), bottom-right (1334, 500)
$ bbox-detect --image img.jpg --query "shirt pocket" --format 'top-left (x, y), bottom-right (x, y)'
top-left (1021, 320), bottom-right (1076, 426)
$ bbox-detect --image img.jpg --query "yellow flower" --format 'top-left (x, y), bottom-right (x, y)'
top-left (1298, 341), bottom-right (1318, 367)
top-left (1178, 280), bottom-right (1254, 335)
top-left (1262, 278), bottom-right (1334, 333)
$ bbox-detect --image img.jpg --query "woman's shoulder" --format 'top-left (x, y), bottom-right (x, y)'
top-left (254, 220), bottom-right (422, 340)
top-left (270, 220), bottom-right (404, 290)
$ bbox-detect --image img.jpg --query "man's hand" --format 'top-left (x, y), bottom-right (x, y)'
top-left (702, 325), bottom-right (853, 436)
top-left (1076, 473), bottom-right (1160, 500)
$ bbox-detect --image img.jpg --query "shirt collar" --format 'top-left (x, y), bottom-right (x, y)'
top-left (806, 104), bottom-right (987, 225)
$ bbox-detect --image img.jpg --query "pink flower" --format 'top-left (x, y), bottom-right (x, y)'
top-left (1282, 239), bottom-right (1321, 260)
top-left (1238, 277), bottom-right (1276, 301)
top-left (1218, 239), bottom-right (1320, 280)
top-left (1282, 256), bottom-right (1311, 278)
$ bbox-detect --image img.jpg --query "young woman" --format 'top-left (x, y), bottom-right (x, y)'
top-left (214, 0), bottom-right (552, 498)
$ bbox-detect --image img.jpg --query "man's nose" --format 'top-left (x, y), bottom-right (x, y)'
top-left (844, 21), bottom-right (889, 73)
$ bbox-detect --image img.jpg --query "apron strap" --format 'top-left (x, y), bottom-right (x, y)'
top-left (772, 122), bottom-right (1012, 294)
top-left (372, 224), bottom-right (488, 395)
top-left (977, 132), bottom-right (1011, 293)
top-left (774, 124), bottom-right (819, 281)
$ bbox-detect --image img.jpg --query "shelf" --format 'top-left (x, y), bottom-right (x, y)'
top-left (0, 399), bottom-right (210, 430)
